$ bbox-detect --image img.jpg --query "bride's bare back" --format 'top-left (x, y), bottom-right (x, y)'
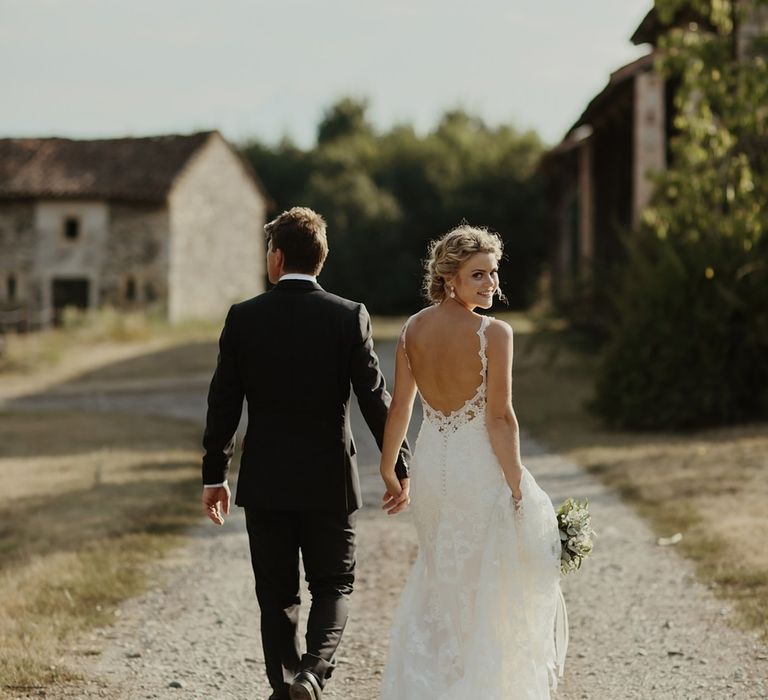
top-left (402, 305), bottom-right (487, 416)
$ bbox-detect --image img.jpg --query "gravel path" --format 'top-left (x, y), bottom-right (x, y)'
top-left (9, 342), bottom-right (768, 699)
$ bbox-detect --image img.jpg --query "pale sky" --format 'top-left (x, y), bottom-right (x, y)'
top-left (1, 0), bottom-right (652, 147)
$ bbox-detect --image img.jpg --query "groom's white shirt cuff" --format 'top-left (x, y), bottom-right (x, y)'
top-left (279, 273), bottom-right (317, 282)
top-left (203, 274), bottom-right (316, 489)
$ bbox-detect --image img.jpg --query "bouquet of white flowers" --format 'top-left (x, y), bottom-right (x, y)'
top-left (557, 498), bottom-right (595, 575)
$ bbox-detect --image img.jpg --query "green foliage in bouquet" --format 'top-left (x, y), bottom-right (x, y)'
top-left (557, 498), bottom-right (595, 575)
top-left (593, 0), bottom-right (768, 429)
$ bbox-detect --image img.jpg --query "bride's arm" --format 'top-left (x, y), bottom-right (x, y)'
top-left (379, 336), bottom-right (418, 515)
top-left (485, 320), bottom-right (524, 502)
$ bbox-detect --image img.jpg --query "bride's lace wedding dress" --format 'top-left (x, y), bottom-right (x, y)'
top-left (380, 315), bottom-right (567, 700)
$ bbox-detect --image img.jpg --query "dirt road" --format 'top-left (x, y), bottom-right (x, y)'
top-left (8, 341), bottom-right (768, 699)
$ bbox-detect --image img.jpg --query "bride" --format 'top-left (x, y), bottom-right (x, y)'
top-left (378, 225), bottom-right (567, 699)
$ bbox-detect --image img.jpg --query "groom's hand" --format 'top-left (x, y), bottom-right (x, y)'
top-left (202, 484), bottom-right (231, 525)
top-left (382, 477), bottom-right (410, 515)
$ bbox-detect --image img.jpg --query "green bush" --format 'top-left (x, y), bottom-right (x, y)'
top-left (592, 232), bottom-right (768, 429)
top-left (593, 1), bottom-right (768, 430)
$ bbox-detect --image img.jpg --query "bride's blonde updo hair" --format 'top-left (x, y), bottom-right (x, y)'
top-left (423, 224), bottom-right (505, 304)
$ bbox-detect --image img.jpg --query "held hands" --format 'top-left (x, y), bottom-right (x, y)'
top-left (512, 491), bottom-right (523, 513)
top-left (381, 470), bottom-right (410, 515)
top-left (202, 484), bottom-right (231, 525)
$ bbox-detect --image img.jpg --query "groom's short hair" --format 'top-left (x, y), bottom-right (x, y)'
top-left (265, 207), bottom-right (329, 275)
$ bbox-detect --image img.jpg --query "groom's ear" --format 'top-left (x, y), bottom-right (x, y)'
top-left (273, 246), bottom-right (285, 271)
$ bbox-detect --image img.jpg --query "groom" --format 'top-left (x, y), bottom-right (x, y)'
top-left (201, 207), bottom-right (411, 700)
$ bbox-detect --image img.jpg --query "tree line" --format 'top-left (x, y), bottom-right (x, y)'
top-left (241, 99), bottom-right (547, 314)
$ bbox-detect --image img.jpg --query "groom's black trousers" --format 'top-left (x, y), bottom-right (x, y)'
top-left (244, 508), bottom-right (356, 692)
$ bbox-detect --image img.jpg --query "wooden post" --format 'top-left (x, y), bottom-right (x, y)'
top-left (577, 138), bottom-right (594, 263)
top-left (633, 69), bottom-right (666, 229)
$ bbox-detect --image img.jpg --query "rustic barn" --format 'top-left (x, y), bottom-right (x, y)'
top-left (0, 131), bottom-right (269, 327)
top-left (540, 2), bottom-right (768, 315)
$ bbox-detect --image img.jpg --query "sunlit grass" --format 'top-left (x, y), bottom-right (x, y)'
top-left (0, 410), bottom-right (205, 692)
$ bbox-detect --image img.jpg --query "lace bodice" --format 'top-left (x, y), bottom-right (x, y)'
top-left (401, 314), bottom-right (492, 434)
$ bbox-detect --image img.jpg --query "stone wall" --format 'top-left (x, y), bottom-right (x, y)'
top-left (33, 200), bottom-right (109, 318)
top-left (104, 204), bottom-right (170, 312)
top-left (167, 133), bottom-right (266, 323)
top-left (0, 202), bottom-right (35, 307)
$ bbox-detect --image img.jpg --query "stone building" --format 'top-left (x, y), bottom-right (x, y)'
top-left (540, 2), bottom-right (768, 313)
top-left (0, 131), bottom-right (269, 327)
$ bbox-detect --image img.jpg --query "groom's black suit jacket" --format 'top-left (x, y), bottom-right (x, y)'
top-left (202, 279), bottom-right (410, 514)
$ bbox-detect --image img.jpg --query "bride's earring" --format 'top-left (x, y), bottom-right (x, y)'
top-left (449, 287), bottom-right (455, 299)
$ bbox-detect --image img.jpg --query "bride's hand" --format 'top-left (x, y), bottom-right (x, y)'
top-left (510, 480), bottom-right (523, 512)
top-left (382, 472), bottom-right (410, 515)
top-left (512, 492), bottom-right (523, 513)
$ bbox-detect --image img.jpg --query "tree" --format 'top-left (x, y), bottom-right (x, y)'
top-left (241, 99), bottom-right (548, 313)
top-left (317, 97), bottom-right (374, 145)
top-left (593, 0), bottom-right (768, 428)
top-left (240, 137), bottom-right (313, 214)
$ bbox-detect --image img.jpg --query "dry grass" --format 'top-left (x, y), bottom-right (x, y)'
top-left (512, 326), bottom-right (768, 640)
top-left (0, 410), bottom-right (205, 693)
top-left (0, 307), bottom-right (219, 377)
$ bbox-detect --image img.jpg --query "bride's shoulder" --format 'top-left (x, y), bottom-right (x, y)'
top-left (403, 306), bottom-right (436, 329)
top-left (399, 306), bottom-right (434, 343)
top-left (484, 317), bottom-right (514, 348)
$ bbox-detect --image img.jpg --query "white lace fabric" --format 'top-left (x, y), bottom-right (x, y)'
top-left (382, 314), bottom-right (566, 699)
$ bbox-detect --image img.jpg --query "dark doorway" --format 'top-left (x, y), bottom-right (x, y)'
top-left (52, 278), bottom-right (90, 324)
top-left (125, 276), bottom-right (137, 303)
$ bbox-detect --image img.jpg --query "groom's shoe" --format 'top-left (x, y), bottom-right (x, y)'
top-left (268, 686), bottom-right (290, 700)
top-left (288, 670), bottom-right (322, 700)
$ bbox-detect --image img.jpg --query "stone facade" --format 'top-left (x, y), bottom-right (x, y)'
top-left (0, 202), bottom-right (35, 310)
top-left (34, 200), bottom-right (108, 318)
top-left (103, 204), bottom-right (170, 311)
top-left (168, 133), bottom-right (266, 323)
top-left (0, 131), bottom-right (268, 327)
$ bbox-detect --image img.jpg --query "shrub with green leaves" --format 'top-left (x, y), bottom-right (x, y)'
top-left (593, 232), bottom-right (768, 429)
top-left (593, 0), bottom-right (768, 429)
